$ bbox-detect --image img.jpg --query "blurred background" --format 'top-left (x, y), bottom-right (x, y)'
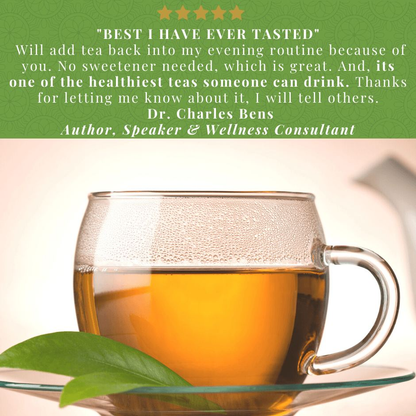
top-left (0, 139), bottom-right (415, 415)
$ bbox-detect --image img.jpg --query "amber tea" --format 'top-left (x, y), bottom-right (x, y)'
top-left (74, 267), bottom-right (328, 386)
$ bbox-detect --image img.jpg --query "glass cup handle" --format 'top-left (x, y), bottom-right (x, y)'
top-left (303, 245), bottom-right (400, 375)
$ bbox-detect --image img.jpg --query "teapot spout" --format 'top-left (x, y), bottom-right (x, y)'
top-left (356, 157), bottom-right (416, 211)
top-left (356, 156), bottom-right (416, 311)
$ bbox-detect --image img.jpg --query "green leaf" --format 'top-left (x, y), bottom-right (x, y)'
top-left (60, 372), bottom-right (224, 412)
top-left (0, 332), bottom-right (189, 385)
top-left (59, 372), bottom-right (152, 407)
top-left (0, 332), bottom-right (223, 412)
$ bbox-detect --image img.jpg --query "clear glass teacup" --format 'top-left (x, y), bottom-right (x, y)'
top-left (74, 191), bottom-right (399, 386)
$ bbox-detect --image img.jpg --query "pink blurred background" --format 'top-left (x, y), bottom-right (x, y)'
top-left (0, 139), bottom-right (415, 415)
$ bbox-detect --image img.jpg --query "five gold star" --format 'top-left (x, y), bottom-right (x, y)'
top-left (229, 5), bottom-right (244, 20)
top-left (211, 5), bottom-right (226, 20)
top-left (176, 5), bottom-right (190, 20)
top-left (194, 5), bottom-right (209, 20)
top-left (158, 5), bottom-right (244, 20)
top-left (158, 5), bottom-right (172, 19)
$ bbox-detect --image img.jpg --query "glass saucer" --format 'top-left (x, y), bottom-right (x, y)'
top-left (0, 366), bottom-right (414, 416)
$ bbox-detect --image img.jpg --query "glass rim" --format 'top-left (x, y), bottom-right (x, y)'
top-left (89, 190), bottom-right (315, 200)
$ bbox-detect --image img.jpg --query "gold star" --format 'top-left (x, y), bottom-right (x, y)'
top-left (176, 5), bottom-right (190, 20)
top-left (229, 5), bottom-right (244, 20)
top-left (194, 5), bottom-right (209, 20)
top-left (157, 5), bottom-right (172, 20)
top-left (211, 5), bottom-right (226, 20)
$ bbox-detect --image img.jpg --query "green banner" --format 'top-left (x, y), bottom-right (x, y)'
top-left (0, 0), bottom-right (415, 138)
